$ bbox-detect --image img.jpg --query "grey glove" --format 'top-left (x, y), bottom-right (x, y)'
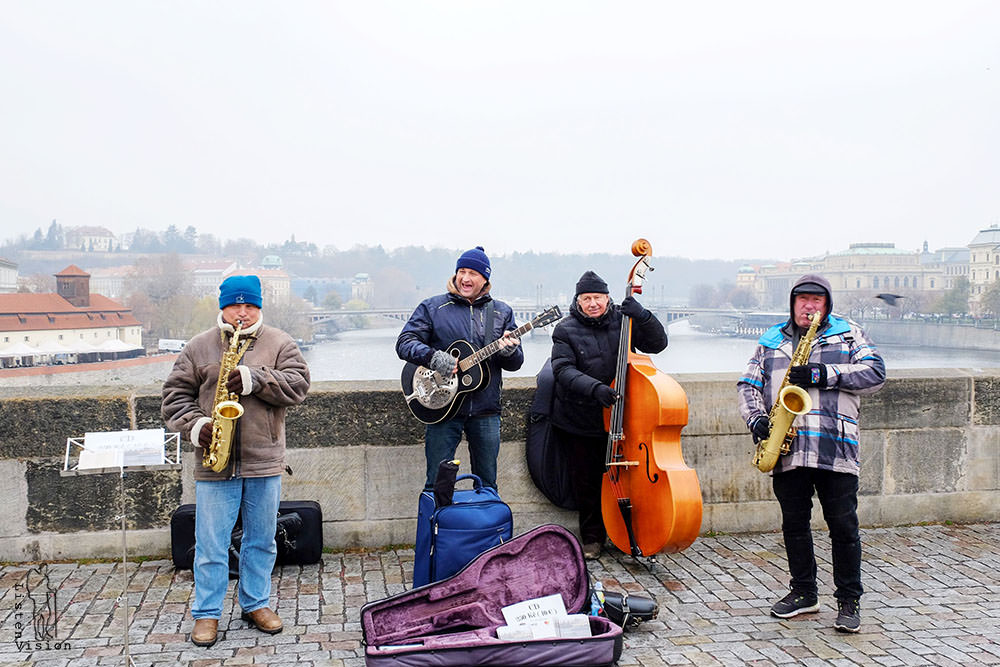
top-left (429, 350), bottom-right (457, 378)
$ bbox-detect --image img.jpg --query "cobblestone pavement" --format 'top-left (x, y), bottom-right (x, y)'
top-left (1, 522), bottom-right (998, 666)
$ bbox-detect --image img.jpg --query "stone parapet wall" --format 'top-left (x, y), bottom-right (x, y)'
top-left (1, 370), bottom-right (998, 561)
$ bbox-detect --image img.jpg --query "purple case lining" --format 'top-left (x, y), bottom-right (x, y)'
top-left (361, 524), bottom-right (623, 666)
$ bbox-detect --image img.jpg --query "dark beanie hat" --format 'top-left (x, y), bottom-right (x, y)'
top-left (219, 275), bottom-right (263, 309)
top-left (575, 270), bottom-right (609, 296)
top-left (456, 246), bottom-right (491, 280)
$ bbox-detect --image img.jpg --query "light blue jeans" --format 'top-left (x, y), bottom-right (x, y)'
top-left (424, 414), bottom-right (501, 489)
top-left (192, 476), bottom-right (281, 619)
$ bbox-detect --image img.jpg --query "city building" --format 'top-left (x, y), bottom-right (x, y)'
top-left (64, 226), bottom-right (118, 252)
top-left (87, 265), bottom-right (135, 300)
top-left (0, 257), bottom-right (17, 294)
top-left (968, 224), bottom-right (1000, 313)
top-left (189, 260), bottom-right (239, 299)
top-left (351, 273), bottom-right (373, 303)
top-left (0, 266), bottom-right (144, 367)
top-left (919, 242), bottom-right (969, 290)
top-left (257, 268), bottom-right (291, 304)
top-left (743, 243), bottom-right (946, 313)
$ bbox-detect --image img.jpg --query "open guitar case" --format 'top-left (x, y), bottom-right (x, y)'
top-left (361, 524), bottom-right (623, 666)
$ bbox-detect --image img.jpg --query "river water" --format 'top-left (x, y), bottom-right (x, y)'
top-left (303, 321), bottom-right (1000, 381)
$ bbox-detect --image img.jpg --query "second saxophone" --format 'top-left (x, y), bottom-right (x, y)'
top-left (752, 312), bottom-right (821, 473)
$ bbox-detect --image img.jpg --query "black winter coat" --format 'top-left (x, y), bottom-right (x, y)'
top-left (550, 300), bottom-right (667, 436)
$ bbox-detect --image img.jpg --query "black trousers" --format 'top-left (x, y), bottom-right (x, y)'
top-left (553, 425), bottom-right (607, 545)
top-left (772, 467), bottom-right (863, 600)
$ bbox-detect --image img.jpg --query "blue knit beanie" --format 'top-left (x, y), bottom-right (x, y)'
top-left (456, 246), bottom-right (491, 280)
top-left (219, 275), bottom-right (263, 309)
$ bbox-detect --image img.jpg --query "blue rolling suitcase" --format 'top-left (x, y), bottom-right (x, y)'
top-left (413, 473), bottom-right (513, 588)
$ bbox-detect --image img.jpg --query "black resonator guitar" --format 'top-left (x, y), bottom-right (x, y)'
top-left (401, 306), bottom-right (562, 424)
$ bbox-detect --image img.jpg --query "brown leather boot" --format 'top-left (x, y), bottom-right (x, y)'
top-left (191, 618), bottom-right (218, 647)
top-left (241, 607), bottom-right (283, 634)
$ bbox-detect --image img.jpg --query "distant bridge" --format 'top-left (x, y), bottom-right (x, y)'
top-left (304, 306), bottom-right (740, 327)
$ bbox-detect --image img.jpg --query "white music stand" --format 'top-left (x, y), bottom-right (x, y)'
top-left (61, 429), bottom-right (181, 666)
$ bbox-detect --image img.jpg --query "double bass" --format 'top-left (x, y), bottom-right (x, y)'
top-left (601, 239), bottom-right (703, 558)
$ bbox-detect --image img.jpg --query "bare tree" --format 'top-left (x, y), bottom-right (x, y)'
top-left (262, 295), bottom-right (313, 341)
top-left (18, 273), bottom-right (56, 293)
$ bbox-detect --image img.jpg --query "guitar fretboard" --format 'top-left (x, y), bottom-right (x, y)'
top-left (458, 320), bottom-right (536, 373)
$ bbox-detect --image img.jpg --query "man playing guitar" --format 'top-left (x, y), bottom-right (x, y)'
top-left (396, 246), bottom-right (523, 490)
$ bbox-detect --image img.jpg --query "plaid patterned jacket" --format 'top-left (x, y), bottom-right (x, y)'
top-left (737, 315), bottom-right (886, 475)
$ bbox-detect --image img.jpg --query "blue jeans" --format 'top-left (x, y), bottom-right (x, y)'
top-left (772, 467), bottom-right (862, 601)
top-left (424, 414), bottom-right (501, 489)
top-left (192, 476), bottom-right (281, 619)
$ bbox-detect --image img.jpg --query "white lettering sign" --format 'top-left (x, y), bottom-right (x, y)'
top-left (500, 594), bottom-right (567, 627)
top-left (79, 429), bottom-right (165, 469)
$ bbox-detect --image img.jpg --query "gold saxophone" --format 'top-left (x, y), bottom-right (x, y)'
top-left (752, 312), bottom-right (821, 473)
top-left (203, 321), bottom-right (252, 472)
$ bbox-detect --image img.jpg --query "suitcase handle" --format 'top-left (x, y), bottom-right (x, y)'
top-left (454, 473), bottom-right (485, 490)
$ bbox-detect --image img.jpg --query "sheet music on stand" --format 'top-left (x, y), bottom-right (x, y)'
top-left (59, 428), bottom-right (181, 665)
top-left (61, 428), bottom-right (181, 476)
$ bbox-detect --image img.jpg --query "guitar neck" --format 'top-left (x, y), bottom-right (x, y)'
top-left (459, 320), bottom-right (535, 371)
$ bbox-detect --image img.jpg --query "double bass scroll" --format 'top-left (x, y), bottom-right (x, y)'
top-left (600, 239), bottom-right (703, 558)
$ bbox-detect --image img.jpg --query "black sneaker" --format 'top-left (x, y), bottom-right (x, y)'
top-left (769, 591), bottom-right (820, 618)
top-left (834, 598), bottom-right (861, 633)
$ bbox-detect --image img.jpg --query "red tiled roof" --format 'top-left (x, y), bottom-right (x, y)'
top-left (0, 292), bottom-right (141, 331)
top-left (55, 264), bottom-right (90, 277)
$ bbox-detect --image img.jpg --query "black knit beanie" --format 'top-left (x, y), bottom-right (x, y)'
top-left (575, 271), bottom-right (609, 296)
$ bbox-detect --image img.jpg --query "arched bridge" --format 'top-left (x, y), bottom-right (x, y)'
top-left (305, 306), bottom-right (717, 327)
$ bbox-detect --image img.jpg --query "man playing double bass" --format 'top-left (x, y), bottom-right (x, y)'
top-left (737, 274), bottom-right (885, 633)
top-left (549, 271), bottom-right (667, 560)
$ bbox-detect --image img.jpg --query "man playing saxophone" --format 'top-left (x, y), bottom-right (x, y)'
top-left (162, 275), bottom-right (310, 647)
top-left (737, 274), bottom-right (885, 633)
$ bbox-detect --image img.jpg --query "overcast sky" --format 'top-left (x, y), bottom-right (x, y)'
top-left (1, 1), bottom-right (997, 261)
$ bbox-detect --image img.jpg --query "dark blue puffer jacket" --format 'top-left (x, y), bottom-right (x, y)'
top-left (396, 286), bottom-right (524, 418)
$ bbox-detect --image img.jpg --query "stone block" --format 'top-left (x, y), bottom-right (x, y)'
top-left (135, 394), bottom-right (166, 431)
top-left (964, 427), bottom-right (1000, 491)
top-left (703, 499), bottom-right (782, 535)
top-left (865, 376), bottom-right (969, 430)
top-left (973, 376), bottom-right (1000, 425)
top-left (0, 396), bottom-right (131, 458)
top-left (282, 447), bottom-right (367, 521)
top-left (364, 445), bottom-right (423, 521)
top-left (496, 441), bottom-right (549, 510)
top-left (864, 491), bottom-right (1000, 527)
top-left (287, 388), bottom-right (424, 447)
top-left (675, 373), bottom-right (747, 436)
top-left (0, 459), bottom-right (27, 538)
top-left (26, 460), bottom-right (181, 533)
top-left (686, 434), bottom-right (773, 503)
top-left (858, 431), bottom-right (886, 496)
top-left (884, 428), bottom-right (966, 494)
